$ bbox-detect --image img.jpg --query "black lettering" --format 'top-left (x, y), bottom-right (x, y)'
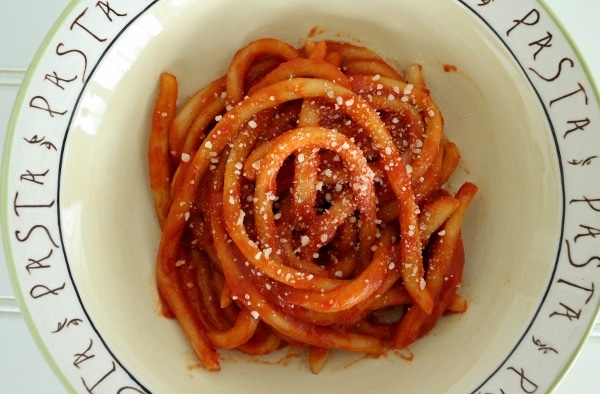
top-left (574, 224), bottom-right (600, 242)
top-left (44, 71), bottom-right (78, 90)
top-left (565, 239), bottom-right (600, 268)
top-left (71, 7), bottom-right (107, 42)
top-left (549, 82), bottom-right (588, 107)
top-left (568, 156), bottom-right (598, 166)
top-left (19, 169), bottom-right (50, 185)
top-left (532, 335), bottom-right (558, 354)
top-left (529, 57), bottom-right (574, 82)
top-left (29, 96), bottom-right (67, 117)
top-left (74, 339), bottom-right (96, 368)
top-left (30, 283), bottom-right (66, 299)
top-left (549, 302), bottom-right (581, 321)
top-left (507, 9), bottom-right (540, 36)
top-left (82, 361), bottom-right (117, 393)
top-left (529, 32), bottom-right (552, 60)
top-left (558, 278), bottom-right (594, 304)
top-left (96, 1), bottom-right (127, 21)
top-left (564, 118), bottom-right (591, 138)
top-left (23, 135), bottom-right (58, 151)
top-left (117, 387), bottom-right (146, 394)
top-left (13, 192), bottom-right (55, 216)
top-left (507, 366), bottom-right (538, 393)
top-left (570, 196), bottom-right (600, 212)
top-left (52, 317), bottom-right (84, 333)
top-left (56, 43), bottom-right (89, 82)
top-left (26, 249), bottom-right (54, 274)
top-left (15, 224), bottom-right (59, 248)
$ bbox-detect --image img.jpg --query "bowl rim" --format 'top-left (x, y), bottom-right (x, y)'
top-left (2, 0), bottom-right (600, 393)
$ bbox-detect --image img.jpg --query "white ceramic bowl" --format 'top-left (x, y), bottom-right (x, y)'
top-left (4, 0), bottom-right (600, 393)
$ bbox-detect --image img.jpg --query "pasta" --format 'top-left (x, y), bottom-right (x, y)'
top-left (148, 38), bottom-right (477, 374)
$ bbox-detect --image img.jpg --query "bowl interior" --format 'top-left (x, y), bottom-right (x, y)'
top-left (59, 0), bottom-right (562, 392)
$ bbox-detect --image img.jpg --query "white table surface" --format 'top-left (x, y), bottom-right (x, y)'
top-left (1, 1), bottom-right (599, 393)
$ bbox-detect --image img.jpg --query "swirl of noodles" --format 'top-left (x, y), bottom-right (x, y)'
top-left (148, 38), bottom-right (477, 373)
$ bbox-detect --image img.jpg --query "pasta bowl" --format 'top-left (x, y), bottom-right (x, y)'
top-left (2, 0), bottom-right (599, 393)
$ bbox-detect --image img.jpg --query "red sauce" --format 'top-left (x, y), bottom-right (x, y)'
top-left (443, 64), bottom-right (458, 73)
top-left (308, 26), bottom-right (326, 38)
top-left (157, 297), bottom-right (175, 319)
